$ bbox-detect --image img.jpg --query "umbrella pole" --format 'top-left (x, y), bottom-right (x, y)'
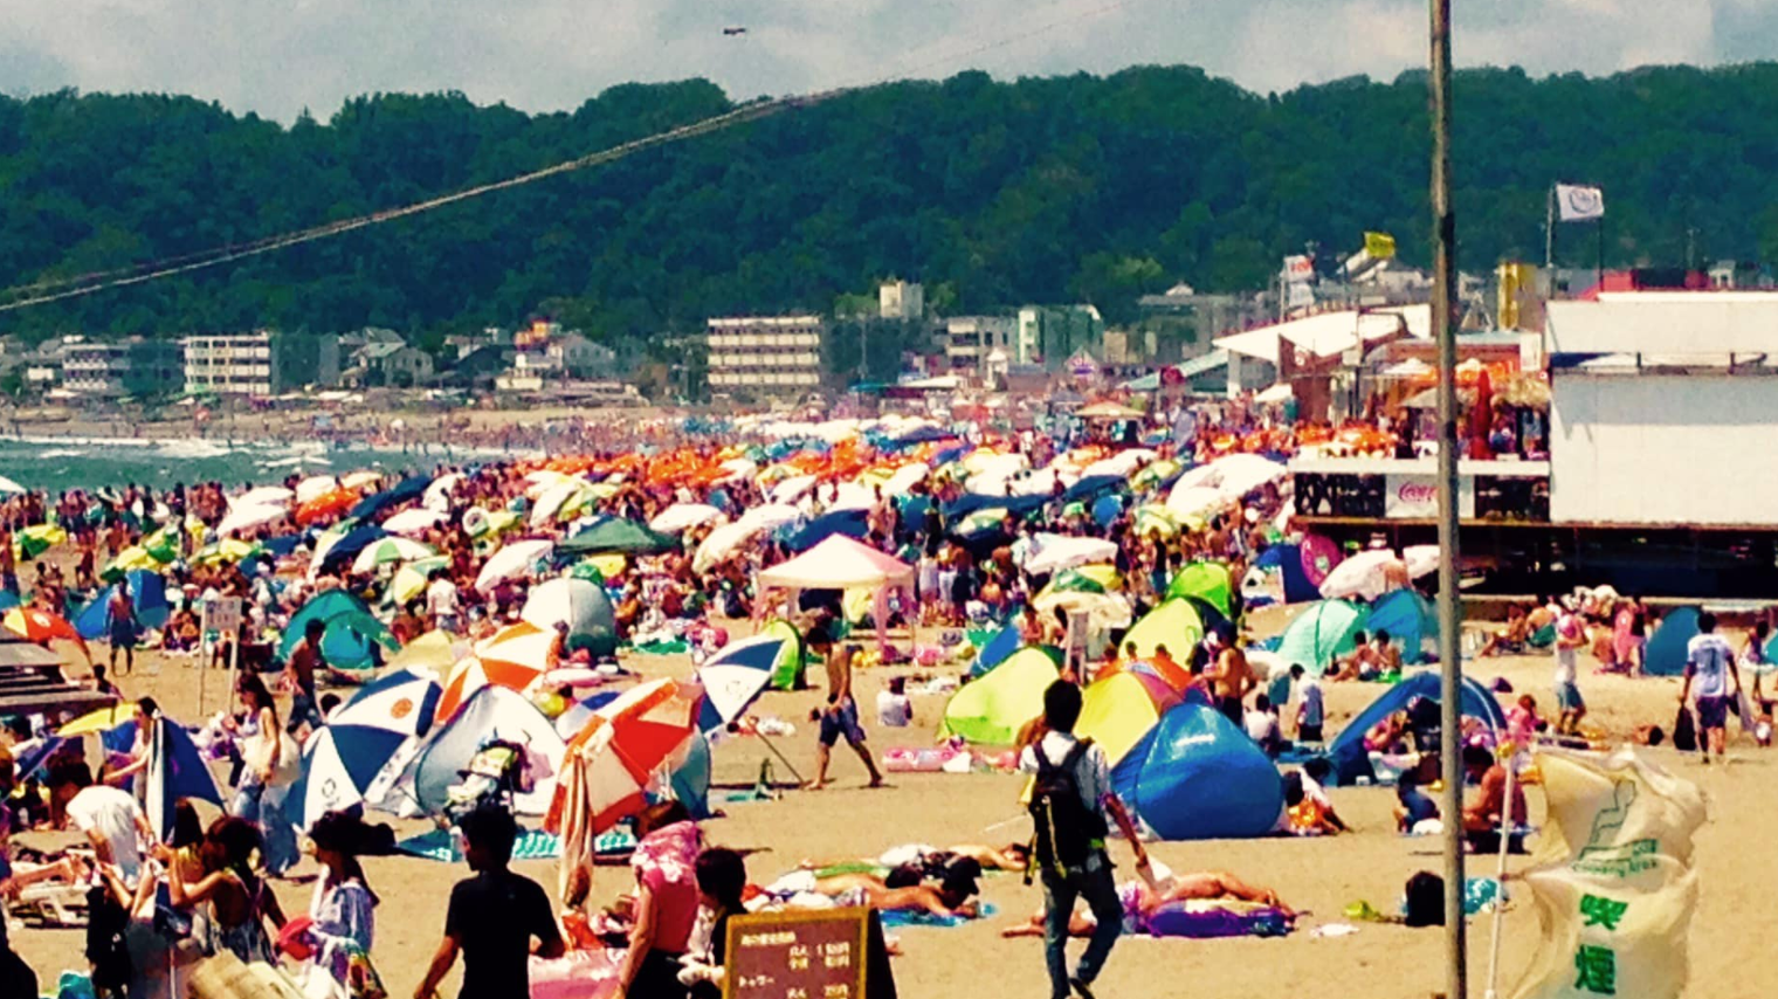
top-left (756, 732), bottom-right (806, 786)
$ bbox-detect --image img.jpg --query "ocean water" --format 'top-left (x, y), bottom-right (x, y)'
top-left (0, 436), bottom-right (513, 493)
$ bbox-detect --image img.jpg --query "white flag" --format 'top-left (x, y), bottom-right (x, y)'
top-left (1556, 183), bottom-right (1605, 222)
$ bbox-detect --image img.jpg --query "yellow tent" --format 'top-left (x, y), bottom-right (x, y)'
top-left (1075, 671), bottom-right (1180, 766)
top-left (1122, 598), bottom-right (1206, 659)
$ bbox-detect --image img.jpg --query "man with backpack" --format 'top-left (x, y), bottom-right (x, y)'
top-left (1020, 680), bottom-right (1151, 999)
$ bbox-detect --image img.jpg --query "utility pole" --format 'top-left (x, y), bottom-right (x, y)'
top-left (1429, 0), bottom-right (1467, 996)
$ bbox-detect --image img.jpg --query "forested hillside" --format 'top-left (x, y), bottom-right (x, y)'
top-left (3, 62), bottom-right (1777, 347)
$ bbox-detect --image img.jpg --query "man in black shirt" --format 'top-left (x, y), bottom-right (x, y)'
top-left (414, 805), bottom-right (565, 999)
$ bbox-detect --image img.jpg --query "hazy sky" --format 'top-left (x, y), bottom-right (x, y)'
top-left (0, 0), bottom-right (1771, 121)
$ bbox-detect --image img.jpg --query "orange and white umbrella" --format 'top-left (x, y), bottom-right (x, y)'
top-left (547, 678), bottom-right (703, 899)
top-left (434, 622), bottom-right (557, 720)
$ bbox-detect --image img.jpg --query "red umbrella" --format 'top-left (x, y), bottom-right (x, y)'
top-left (4, 607), bottom-right (90, 659)
top-left (294, 488), bottom-right (358, 527)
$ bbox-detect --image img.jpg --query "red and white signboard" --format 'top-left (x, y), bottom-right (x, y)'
top-left (1384, 474), bottom-right (1474, 520)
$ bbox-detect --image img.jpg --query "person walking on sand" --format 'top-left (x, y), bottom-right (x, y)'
top-left (107, 577), bottom-right (139, 677)
top-left (1682, 611), bottom-right (1741, 763)
top-left (808, 629), bottom-right (884, 790)
top-left (1022, 680), bottom-right (1152, 999)
top-left (1553, 599), bottom-right (1588, 735)
top-left (414, 805), bottom-right (564, 999)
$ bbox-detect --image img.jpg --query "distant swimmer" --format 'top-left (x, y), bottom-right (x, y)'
top-left (722, 26), bottom-right (747, 35)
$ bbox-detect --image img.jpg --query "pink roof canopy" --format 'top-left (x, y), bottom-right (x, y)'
top-left (758, 535), bottom-right (914, 591)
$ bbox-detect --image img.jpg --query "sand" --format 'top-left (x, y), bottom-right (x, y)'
top-left (11, 627), bottom-right (1770, 999)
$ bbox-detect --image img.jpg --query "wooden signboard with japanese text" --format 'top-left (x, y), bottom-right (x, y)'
top-left (725, 906), bottom-right (895, 999)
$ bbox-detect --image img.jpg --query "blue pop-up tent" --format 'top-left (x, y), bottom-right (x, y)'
top-left (1366, 589), bottom-right (1439, 665)
top-left (1112, 699), bottom-right (1284, 840)
top-left (75, 570), bottom-right (171, 640)
top-left (1644, 606), bottom-right (1700, 677)
top-left (1324, 671), bottom-right (1506, 786)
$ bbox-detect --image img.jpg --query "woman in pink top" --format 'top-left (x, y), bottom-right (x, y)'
top-left (616, 802), bottom-right (703, 998)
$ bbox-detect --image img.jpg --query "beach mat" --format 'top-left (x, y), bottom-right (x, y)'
top-left (879, 902), bottom-right (997, 929)
top-left (396, 827), bottom-right (562, 863)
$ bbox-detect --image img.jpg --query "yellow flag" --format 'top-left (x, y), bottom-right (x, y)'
top-left (1364, 231), bottom-right (1396, 259)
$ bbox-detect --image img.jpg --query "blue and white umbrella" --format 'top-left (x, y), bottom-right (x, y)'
top-left (695, 635), bottom-right (784, 733)
top-left (286, 668), bottom-right (441, 828)
top-left (331, 668), bottom-right (442, 738)
top-left (145, 718), bottom-right (223, 842)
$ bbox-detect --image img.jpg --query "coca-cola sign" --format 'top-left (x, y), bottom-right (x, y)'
top-left (1384, 474), bottom-right (1475, 520)
top-left (1396, 481), bottom-right (1438, 505)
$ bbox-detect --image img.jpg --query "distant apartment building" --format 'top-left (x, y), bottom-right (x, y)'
top-left (878, 280), bottom-right (924, 320)
top-left (61, 337), bottom-right (184, 398)
top-left (945, 316), bottom-right (1014, 375)
top-left (1015, 305), bottom-right (1104, 370)
top-left (705, 316), bottom-right (825, 395)
top-left (183, 331), bottom-right (340, 397)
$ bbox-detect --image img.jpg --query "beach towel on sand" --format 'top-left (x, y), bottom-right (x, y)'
top-left (397, 827), bottom-right (562, 863)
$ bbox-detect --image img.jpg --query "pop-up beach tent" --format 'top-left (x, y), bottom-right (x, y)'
top-left (1275, 599), bottom-right (1368, 675)
top-left (1324, 671), bottom-right (1506, 786)
top-left (1644, 606), bottom-right (1700, 677)
top-left (1075, 670), bottom-right (1182, 767)
top-left (1112, 699), bottom-right (1284, 840)
top-left (1122, 598), bottom-right (1206, 659)
top-left (940, 647), bottom-right (1060, 745)
top-left (279, 589), bottom-right (398, 673)
top-left (1365, 588), bottom-right (1438, 665)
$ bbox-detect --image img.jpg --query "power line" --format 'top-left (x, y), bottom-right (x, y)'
top-left (0, 0), bottom-right (1144, 314)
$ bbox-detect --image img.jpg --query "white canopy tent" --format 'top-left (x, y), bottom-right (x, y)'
top-left (758, 535), bottom-right (915, 654)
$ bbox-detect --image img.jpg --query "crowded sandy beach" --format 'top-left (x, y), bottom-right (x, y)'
top-left (0, 406), bottom-right (1761, 999)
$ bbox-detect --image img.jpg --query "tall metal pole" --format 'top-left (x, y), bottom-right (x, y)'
top-left (1429, 0), bottom-right (1467, 995)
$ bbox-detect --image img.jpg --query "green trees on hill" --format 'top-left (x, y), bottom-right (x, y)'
top-left (4, 62), bottom-right (1778, 346)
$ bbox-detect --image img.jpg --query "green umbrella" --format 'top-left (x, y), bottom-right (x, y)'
top-left (557, 518), bottom-right (677, 557)
top-left (1050, 568), bottom-right (1109, 595)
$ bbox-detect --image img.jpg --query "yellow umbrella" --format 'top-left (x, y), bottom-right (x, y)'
top-left (193, 538), bottom-right (262, 566)
top-left (1133, 504), bottom-right (1183, 538)
top-left (391, 556), bottom-right (450, 605)
top-left (104, 546), bottom-right (163, 577)
top-left (56, 703), bottom-right (135, 736)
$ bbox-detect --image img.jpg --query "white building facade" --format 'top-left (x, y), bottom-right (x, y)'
top-left (184, 333), bottom-right (274, 396)
top-left (705, 316), bottom-right (825, 394)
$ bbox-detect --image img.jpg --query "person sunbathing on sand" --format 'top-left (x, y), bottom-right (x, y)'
top-left (1002, 867), bottom-right (1293, 939)
top-left (802, 842), bottom-right (1031, 875)
top-left (770, 863), bottom-right (984, 919)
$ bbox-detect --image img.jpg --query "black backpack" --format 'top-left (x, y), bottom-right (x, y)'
top-left (1029, 738), bottom-right (1108, 877)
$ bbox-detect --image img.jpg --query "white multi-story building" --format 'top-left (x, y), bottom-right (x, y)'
top-left (945, 316), bottom-right (1014, 374)
top-left (183, 331), bottom-right (339, 397)
top-left (184, 333), bottom-right (275, 396)
top-left (705, 316), bottom-right (825, 395)
top-left (62, 338), bottom-right (183, 397)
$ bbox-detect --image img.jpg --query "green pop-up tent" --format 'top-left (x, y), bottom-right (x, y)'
top-left (1166, 561), bottom-right (1233, 619)
top-left (280, 589), bottom-right (398, 672)
top-left (1275, 599), bottom-right (1368, 675)
top-left (940, 647), bottom-right (1061, 745)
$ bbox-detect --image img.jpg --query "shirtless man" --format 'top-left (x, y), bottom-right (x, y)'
top-left (1204, 626), bottom-right (1256, 725)
top-left (809, 637), bottom-right (885, 790)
